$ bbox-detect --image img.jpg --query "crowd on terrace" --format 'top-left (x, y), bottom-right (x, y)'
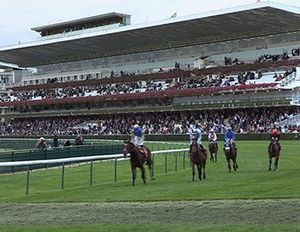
top-left (0, 107), bottom-right (299, 136)
top-left (0, 68), bottom-right (294, 103)
top-left (0, 79), bottom-right (175, 102)
top-left (0, 48), bottom-right (299, 104)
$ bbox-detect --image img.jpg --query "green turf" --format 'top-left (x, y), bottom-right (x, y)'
top-left (0, 140), bottom-right (298, 203)
top-left (0, 140), bottom-right (299, 232)
top-left (0, 224), bottom-right (299, 232)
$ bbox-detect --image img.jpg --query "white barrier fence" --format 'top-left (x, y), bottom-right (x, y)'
top-left (0, 148), bottom-right (189, 195)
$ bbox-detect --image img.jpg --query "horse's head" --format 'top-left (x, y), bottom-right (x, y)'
top-left (190, 140), bottom-right (198, 154)
top-left (123, 137), bottom-right (134, 158)
top-left (224, 144), bottom-right (231, 151)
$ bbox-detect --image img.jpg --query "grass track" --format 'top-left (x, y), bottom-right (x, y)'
top-left (1, 224), bottom-right (300, 232)
top-left (0, 140), bottom-right (299, 231)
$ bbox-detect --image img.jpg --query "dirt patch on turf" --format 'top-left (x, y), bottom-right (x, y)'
top-left (0, 199), bottom-right (299, 225)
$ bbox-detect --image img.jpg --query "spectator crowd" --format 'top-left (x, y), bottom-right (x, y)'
top-left (1, 68), bottom-right (295, 103)
top-left (0, 107), bottom-right (298, 136)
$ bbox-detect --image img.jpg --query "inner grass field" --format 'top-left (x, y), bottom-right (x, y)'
top-left (0, 140), bottom-right (299, 232)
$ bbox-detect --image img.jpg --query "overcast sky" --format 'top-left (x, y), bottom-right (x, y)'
top-left (0, 0), bottom-right (300, 47)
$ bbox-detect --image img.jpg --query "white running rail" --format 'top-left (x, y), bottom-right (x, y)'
top-left (0, 148), bottom-right (189, 167)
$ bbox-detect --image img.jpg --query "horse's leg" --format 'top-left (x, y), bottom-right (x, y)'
top-left (131, 166), bottom-right (136, 186)
top-left (235, 158), bottom-right (238, 170)
top-left (198, 165), bottom-right (201, 181)
top-left (227, 158), bottom-right (231, 173)
top-left (203, 161), bottom-right (206, 179)
top-left (215, 151), bottom-right (218, 163)
top-left (269, 156), bottom-right (272, 171)
top-left (192, 163), bottom-right (195, 182)
top-left (147, 156), bottom-right (154, 179)
top-left (141, 166), bottom-right (147, 184)
top-left (233, 158), bottom-right (237, 171)
top-left (210, 150), bottom-right (213, 162)
top-left (274, 155), bottom-right (279, 171)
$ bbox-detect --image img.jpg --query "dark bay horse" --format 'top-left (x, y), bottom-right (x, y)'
top-left (190, 140), bottom-right (207, 181)
top-left (208, 141), bottom-right (218, 163)
top-left (223, 143), bottom-right (238, 173)
top-left (268, 139), bottom-right (280, 171)
top-left (123, 140), bottom-right (153, 186)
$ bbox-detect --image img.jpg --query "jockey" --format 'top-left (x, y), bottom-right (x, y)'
top-left (224, 126), bottom-right (236, 149)
top-left (189, 123), bottom-right (206, 154)
top-left (270, 125), bottom-right (281, 150)
top-left (270, 125), bottom-right (280, 141)
top-left (188, 124), bottom-right (195, 145)
top-left (208, 128), bottom-right (217, 143)
top-left (130, 122), bottom-right (144, 147)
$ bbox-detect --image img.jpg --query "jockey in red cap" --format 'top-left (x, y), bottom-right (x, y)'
top-left (270, 125), bottom-right (281, 150)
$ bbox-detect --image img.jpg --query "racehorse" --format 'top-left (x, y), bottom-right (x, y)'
top-left (208, 141), bottom-right (218, 163)
top-left (123, 138), bottom-right (153, 186)
top-left (190, 140), bottom-right (207, 181)
top-left (223, 143), bottom-right (238, 173)
top-left (268, 138), bottom-right (280, 171)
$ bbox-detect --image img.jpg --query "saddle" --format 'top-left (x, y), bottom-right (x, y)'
top-left (137, 146), bottom-right (149, 159)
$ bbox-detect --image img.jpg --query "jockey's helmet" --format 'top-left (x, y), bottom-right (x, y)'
top-left (40, 137), bottom-right (45, 141)
top-left (133, 124), bottom-right (139, 129)
top-left (210, 128), bottom-right (214, 132)
top-left (227, 126), bottom-right (232, 131)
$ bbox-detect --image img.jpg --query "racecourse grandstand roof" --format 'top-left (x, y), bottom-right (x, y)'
top-left (0, 62), bottom-right (22, 70)
top-left (31, 12), bottom-right (131, 37)
top-left (1, 1), bottom-right (300, 67)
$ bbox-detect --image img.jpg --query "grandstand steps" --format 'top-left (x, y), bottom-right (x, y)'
top-left (277, 114), bottom-right (300, 127)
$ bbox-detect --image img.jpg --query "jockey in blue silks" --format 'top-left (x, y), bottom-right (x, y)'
top-left (224, 126), bottom-right (236, 150)
top-left (131, 123), bottom-right (144, 147)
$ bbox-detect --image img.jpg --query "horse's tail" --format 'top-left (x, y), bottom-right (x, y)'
top-left (144, 146), bottom-right (152, 168)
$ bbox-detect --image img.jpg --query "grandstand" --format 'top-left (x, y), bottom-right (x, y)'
top-left (0, 1), bottom-right (300, 135)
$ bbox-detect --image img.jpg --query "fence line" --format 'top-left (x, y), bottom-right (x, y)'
top-left (96, 139), bottom-right (189, 146)
top-left (0, 149), bottom-right (188, 167)
top-left (0, 148), bottom-right (189, 195)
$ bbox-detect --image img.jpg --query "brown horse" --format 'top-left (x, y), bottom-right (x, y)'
top-left (208, 141), bottom-right (218, 163)
top-left (268, 139), bottom-right (280, 171)
top-left (123, 140), bottom-right (152, 186)
top-left (223, 143), bottom-right (238, 173)
top-left (190, 140), bottom-right (207, 181)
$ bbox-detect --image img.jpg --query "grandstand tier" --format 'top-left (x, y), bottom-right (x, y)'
top-left (0, 1), bottom-right (299, 135)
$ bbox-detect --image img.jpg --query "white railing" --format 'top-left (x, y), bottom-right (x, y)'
top-left (0, 148), bottom-right (188, 167)
top-left (279, 73), bottom-right (298, 88)
top-left (0, 148), bottom-right (189, 195)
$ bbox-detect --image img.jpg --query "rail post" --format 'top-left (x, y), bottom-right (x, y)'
top-left (151, 154), bottom-right (155, 178)
top-left (11, 152), bottom-right (14, 174)
top-left (61, 162), bottom-right (65, 190)
top-left (90, 160), bottom-right (93, 186)
top-left (183, 151), bottom-right (186, 171)
top-left (175, 152), bottom-right (178, 172)
top-left (165, 153), bottom-right (168, 174)
top-left (114, 158), bottom-right (118, 182)
top-left (26, 165), bottom-right (30, 195)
